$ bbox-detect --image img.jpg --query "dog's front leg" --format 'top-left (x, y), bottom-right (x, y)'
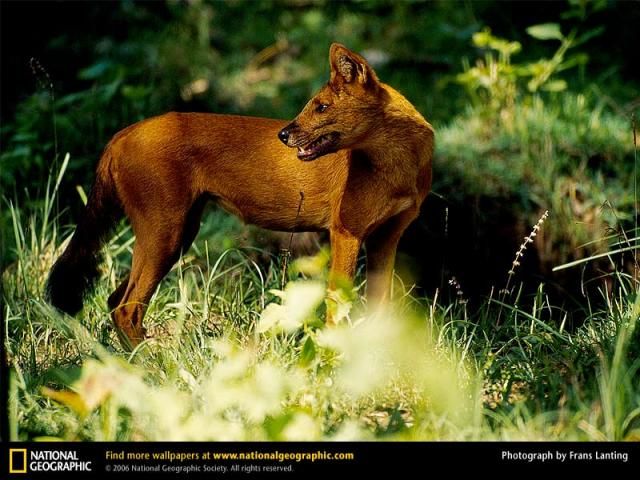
top-left (365, 208), bottom-right (419, 309)
top-left (326, 227), bottom-right (362, 325)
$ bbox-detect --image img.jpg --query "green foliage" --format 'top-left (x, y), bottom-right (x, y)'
top-left (436, 92), bottom-right (633, 266)
top-left (435, 21), bottom-right (634, 276)
top-left (3, 168), bottom-right (639, 440)
top-left (454, 24), bottom-right (593, 115)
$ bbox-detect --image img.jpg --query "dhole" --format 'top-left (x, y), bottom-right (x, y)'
top-left (47, 43), bottom-right (434, 350)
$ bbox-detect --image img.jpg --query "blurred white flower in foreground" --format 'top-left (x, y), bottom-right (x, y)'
top-left (258, 281), bottom-right (325, 333)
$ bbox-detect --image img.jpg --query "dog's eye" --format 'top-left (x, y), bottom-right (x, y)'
top-left (316, 103), bottom-right (329, 113)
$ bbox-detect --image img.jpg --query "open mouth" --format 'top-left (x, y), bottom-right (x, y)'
top-left (296, 133), bottom-right (339, 161)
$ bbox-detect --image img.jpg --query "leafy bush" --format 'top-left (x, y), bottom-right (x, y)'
top-left (453, 23), bottom-right (602, 114)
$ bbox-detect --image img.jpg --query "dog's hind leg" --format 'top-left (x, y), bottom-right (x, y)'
top-left (110, 240), bottom-right (175, 349)
top-left (110, 221), bottom-right (193, 349)
top-left (109, 197), bottom-right (207, 349)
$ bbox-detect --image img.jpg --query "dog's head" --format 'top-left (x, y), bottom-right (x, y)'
top-left (278, 43), bottom-right (384, 161)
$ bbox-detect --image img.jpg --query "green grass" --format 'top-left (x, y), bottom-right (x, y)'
top-left (3, 149), bottom-right (639, 441)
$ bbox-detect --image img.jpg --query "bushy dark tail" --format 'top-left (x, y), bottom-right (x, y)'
top-left (46, 156), bottom-right (121, 315)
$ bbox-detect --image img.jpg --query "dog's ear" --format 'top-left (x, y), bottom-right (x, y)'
top-left (329, 43), bottom-right (379, 90)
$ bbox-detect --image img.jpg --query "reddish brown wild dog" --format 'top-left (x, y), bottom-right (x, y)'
top-left (47, 43), bottom-right (434, 350)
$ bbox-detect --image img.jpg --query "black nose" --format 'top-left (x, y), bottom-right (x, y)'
top-left (278, 128), bottom-right (290, 145)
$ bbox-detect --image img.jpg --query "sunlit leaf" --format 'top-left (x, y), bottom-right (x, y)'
top-left (41, 387), bottom-right (89, 418)
top-left (542, 80), bottom-right (568, 92)
top-left (291, 250), bottom-right (329, 277)
top-left (264, 412), bottom-right (294, 440)
top-left (300, 336), bottom-right (316, 366)
top-left (526, 23), bottom-right (563, 41)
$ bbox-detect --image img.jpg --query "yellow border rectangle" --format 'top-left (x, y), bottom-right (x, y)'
top-left (9, 448), bottom-right (27, 474)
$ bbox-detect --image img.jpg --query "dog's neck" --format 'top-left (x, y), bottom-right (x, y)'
top-left (354, 83), bottom-right (433, 170)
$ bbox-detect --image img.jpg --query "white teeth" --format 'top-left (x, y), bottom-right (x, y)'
top-left (298, 147), bottom-right (305, 154)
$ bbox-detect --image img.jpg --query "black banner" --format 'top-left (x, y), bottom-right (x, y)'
top-left (2, 441), bottom-right (638, 477)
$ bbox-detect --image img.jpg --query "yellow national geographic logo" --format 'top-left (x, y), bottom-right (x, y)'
top-left (9, 449), bottom-right (27, 474)
top-left (8, 448), bottom-right (92, 473)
